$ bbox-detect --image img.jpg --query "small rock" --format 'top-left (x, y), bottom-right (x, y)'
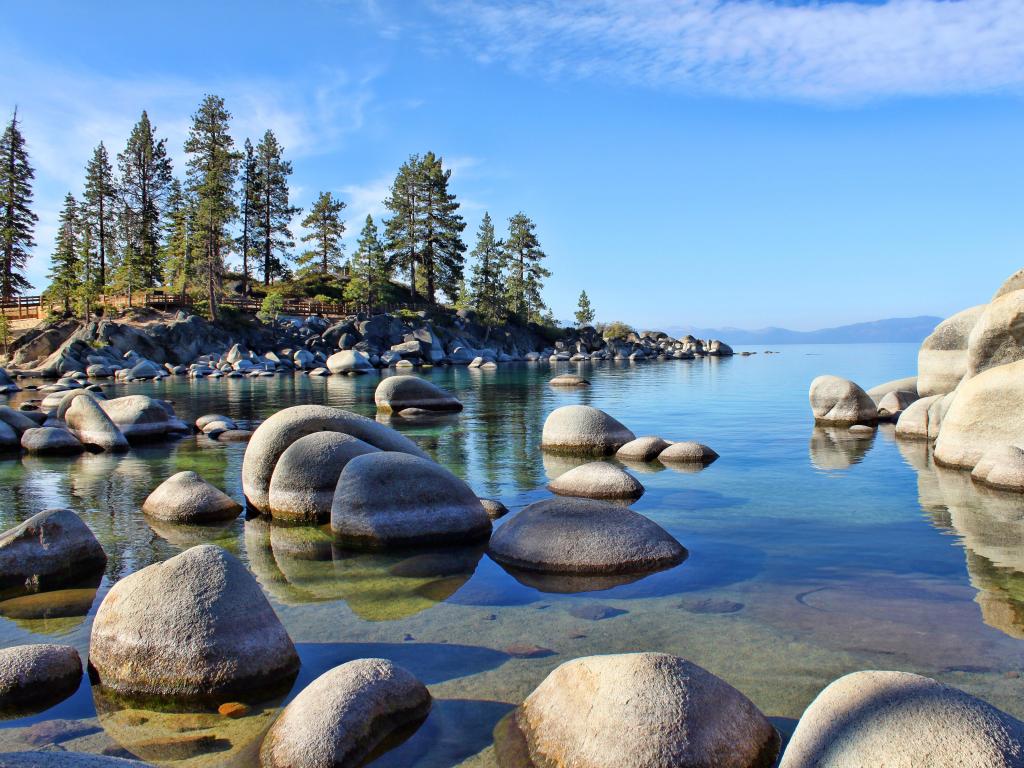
top-left (567, 604), bottom-right (627, 621)
top-left (506, 643), bottom-right (556, 659)
top-left (217, 701), bottom-right (250, 718)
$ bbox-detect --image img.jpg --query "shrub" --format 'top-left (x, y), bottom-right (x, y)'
top-left (598, 320), bottom-right (634, 341)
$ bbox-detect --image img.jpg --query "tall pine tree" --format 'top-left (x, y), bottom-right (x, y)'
top-left (0, 109), bottom-right (37, 300)
top-left (184, 95), bottom-right (239, 321)
top-left (47, 193), bottom-right (80, 313)
top-left (346, 214), bottom-right (389, 306)
top-left (419, 152), bottom-right (466, 304)
top-left (76, 222), bottom-right (98, 321)
top-left (297, 191), bottom-right (345, 278)
top-left (235, 138), bottom-right (258, 294)
top-left (468, 212), bottom-right (506, 334)
top-left (161, 179), bottom-right (194, 297)
top-left (252, 130), bottom-right (298, 285)
top-left (383, 154), bottom-right (423, 301)
top-left (504, 212), bottom-right (550, 323)
top-left (82, 142), bottom-right (117, 289)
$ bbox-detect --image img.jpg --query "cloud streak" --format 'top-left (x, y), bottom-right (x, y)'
top-left (432, 0), bottom-right (1024, 101)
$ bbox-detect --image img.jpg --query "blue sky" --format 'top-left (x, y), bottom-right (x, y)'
top-left (2, 0), bottom-right (1023, 329)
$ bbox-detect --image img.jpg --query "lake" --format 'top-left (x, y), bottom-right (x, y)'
top-left (1, 342), bottom-right (1022, 766)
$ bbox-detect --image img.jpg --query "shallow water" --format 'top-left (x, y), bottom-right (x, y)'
top-left (2, 343), bottom-right (1023, 766)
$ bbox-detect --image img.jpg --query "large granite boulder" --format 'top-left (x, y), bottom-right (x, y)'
top-left (65, 395), bottom-right (128, 452)
top-left (142, 471), bottom-right (242, 523)
top-left (876, 389), bottom-right (918, 421)
top-left (541, 405), bottom-right (636, 456)
top-left (0, 643), bottom-right (81, 712)
top-left (268, 432), bottom-right (380, 523)
top-left (21, 427), bottom-right (83, 455)
top-left (894, 392), bottom-right (954, 441)
top-left (374, 375), bottom-right (463, 414)
top-left (0, 509), bottom-right (106, 598)
top-left (970, 444), bottom-right (1024, 492)
top-left (89, 544), bottom-right (299, 699)
top-left (779, 670), bottom-right (1024, 768)
top-left (866, 376), bottom-right (918, 404)
top-left (260, 659), bottom-right (432, 768)
top-left (242, 405), bottom-right (429, 513)
top-left (331, 452), bottom-right (492, 548)
top-left (99, 395), bottom-right (172, 440)
top-left (548, 462), bottom-right (645, 500)
top-left (808, 375), bottom-right (877, 426)
top-left (495, 652), bottom-right (779, 768)
top-left (966, 290), bottom-right (1024, 379)
top-left (326, 350), bottom-right (373, 375)
top-left (617, 436), bottom-right (672, 462)
top-left (917, 305), bottom-right (986, 397)
top-left (489, 497), bottom-right (685, 575)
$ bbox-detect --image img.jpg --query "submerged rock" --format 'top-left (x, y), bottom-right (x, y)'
top-left (617, 436), bottom-right (672, 462)
top-left (0, 509), bottom-right (106, 598)
top-left (808, 375), bottom-right (877, 426)
top-left (549, 373), bottom-right (589, 387)
top-left (65, 395), bottom-right (128, 452)
top-left (0, 643), bottom-right (81, 713)
top-left (0, 754), bottom-right (148, 767)
top-left (260, 658), bottom-right (431, 768)
top-left (658, 441), bottom-right (719, 465)
top-left (142, 471), bottom-right (242, 524)
top-left (541, 405), bottom-right (636, 456)
top-left (374, 375), bottom-right (462, 413)
top-left (548, 461), bottom-right (645, 500)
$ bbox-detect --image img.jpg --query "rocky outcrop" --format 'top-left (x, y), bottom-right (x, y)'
top-left (541, 405), bottom-right (636, 456)
top-left (548, 462), bottom-right (645, 500)
top-left (142, 471), bottom-right (242, 523)
top-left (374, 375), bottom-right (462, 413)
top-left (917, 305), bottom-right (986, 397)
top-left (0, 509), bottom-right (107, 598)
top-left (808, 375), bottom-right (877, 426)
top-left (0, 643), bottom-right (81, 712)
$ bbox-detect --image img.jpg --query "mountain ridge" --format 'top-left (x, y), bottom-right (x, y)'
top-left (663, 315), bottom-right (942, 345)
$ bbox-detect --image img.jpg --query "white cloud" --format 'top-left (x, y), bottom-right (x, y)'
top-left (431, 0), bottom-right (1024, 101)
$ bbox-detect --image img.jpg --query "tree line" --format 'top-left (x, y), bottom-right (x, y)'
top-left (0, 98), bottom-right (553, 326)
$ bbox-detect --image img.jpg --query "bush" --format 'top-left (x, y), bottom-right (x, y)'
top-left (598, 320), bottom-right (634, 341)
top-left (257, 291), bottom-right (286, 322)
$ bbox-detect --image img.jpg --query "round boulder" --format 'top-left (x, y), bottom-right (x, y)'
top-left (659, 441), bottom-right (720, 465)
top-left (196, 414), bottom-right (236, 431)
top-left (548, 462), bottom-right (645, 501)
top-left (876, 389), bottom-right (918, 421)
top-left (0, 509), bottom-right (107, 598)
top-left (541, 405), bottom-right (636, 456)
top-left (374, 375), bottom-right (462, 414)
top-left (479, 498), bottom-right (509, 520)
top-left (489, 497), bottom-right (685, 575)
top-left (89, 544), bottom-right (299, 699)
top-left (142, 471), bottom-right (242, 524)
top-left (779, 670), bottom-right (1024, 768)
top-left (0, 405), bottom-right (39, 435)
top-left (99, 395), bottom-right (171, 440)
top-left (21, 427), bottom-right (83, 455)
top-left (65, 395), bottom-right (128, 452)
top-left (0, 643), bottom-right (81, 713)
top-left (894, 393), bottom-right (953, 441)
top-left (495, 652), bottom-right (779, 768)
top-left (326, 350), bottom-right (373, 375)
top-left (331, 452), bottom-right (491, 548)
top-left (966, 290), bottom-right (1024, 379)
top-left (260, 658), bottom-right (432, 768)
top-left (971, 444), bottom-right (1024, 492)
top-left (549, 374), bottom-right (589, 387)
top-left (617, 436), bottom-right (672, 462)
top-left (809, 375), bottom-right (877, 426)
top-left (917, 305), bottom-right (987, 397)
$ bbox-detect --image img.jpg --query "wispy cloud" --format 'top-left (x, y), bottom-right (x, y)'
top-left (431, 0), bottom-right (1024, 101)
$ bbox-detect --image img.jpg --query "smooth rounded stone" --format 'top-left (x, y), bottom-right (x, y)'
top-left (55, 389), bottom-right (103, 419)
top-left (481, 360), bottom-right (498, 370)
top-left (866, 375), bottom-right (918, 404)
top-left (218, 429), bottom-right (253, 442)
top-left (268, 432), bottom-right (380, 523)
top-left (479, 497), bottom-right (509, 520)
top-left (326, 349), bottom-right (373, 375)
top-left (0, 405), bottom-right (38, 435)
top-left (0, 420), bottom-right (17, 450)
top-left (548, 461), bottom-right (645, 500)
top-left (971, 445), bottom-right (1024, 492)
top-left (99, 395), bottom-right (170, 439)
top-left (242, 405), bottom-right (429, 513)
top-left (876, 389), bottom-right (918, 421)
top-left (0, 508), bottom-right (107, 597)
top-left (201, 419), bottom-right (234, 437)
top-left (848, 424), bottom-right (875, 436)
top-left (89, 544), bottom-right (299, 699)
top-left (541, 405), bottom-right (636, 456)
top-left (128, 359), bottom-right (163, 379)
top-left (549, 373), bottom-right (590, 387)
top-left (934, 359), bottom-right (1024, 470)
top-left (260, 658), bottom-right (432, 768)
top-left (894, 392), bottom-right (954, 441)
top-left (779, 670), bottom-right (1024, 768)
top-left (917, 304), bottom-right (987, 397)
top-left (21, 427), bottom-right (83, 455)
top-left (658, 441), bottom-right (720, 465)
top-left (65, 395), bottom-right (128, 452)
top-left (142, 471), bottom-right (242, 524)
top-left (331, 452), bottom-right (491, 548)
top-left (808, 375), bottom-right (878, 426)
top-left (966, 290), bottom-right (1024, 379)
top-left (374, 375), bottom-right (462, 414)
top-left (0, 754), bottom-right (149, 767)
top-left (488, 497), bottom-right (685, 575)
top-left (617, 436), bottom-right (672, 462)
top-left (395, 359), bottom-right (415, 369)
top-left (495, 652), bottom-right (779, 768)
top-left (0, 643), bottom-right (81, 712)
top-left (195, 413), bottom-right (236, 431)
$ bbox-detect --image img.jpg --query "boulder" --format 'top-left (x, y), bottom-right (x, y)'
top-left (479, 498), bottom-right (509, 519)
top-left (142, 471), bottom-right (242, 524)
top-left (374, 375), bottom-right (463, 414)
top-left (21, 426), bottom-right (83, 455)
top-left (326, 350), bottom-right (373, 375)
top-left (866, 376), bottom-right (918, 404)
top-left (0, 509), bottom-right (106, 597)
top-left (541, 405), bottom-right (636, 456)
top-left (99, 395), bottom-right (171, 440)
top-left (65, 396), bottom-right (128, 452)
top-left (808, 375), bottom-right (877, 426)
top-left (196, 413), bottom-right (236, 431)
top-left (0, 643), bottom-right (81, 712)
top-left (548, 462), bottom-right (645, 500)
top-left (0, 405), bottom-right (38, 435)
top-left (894, 393), bottom-right (953, 441)
top-left (488, 497), bottom-right (685, 575)
top-left (89, 544), bottom-right (299, 699)
top-left (917, 304), bottom-right (986, 397)
top-left (260, 659), bottom-right (431, 768)
top-left (331, 452), bottom-right (492, 548)
top-left (202, 420), bottom-right (234, 437)
top-left (779, 670), bottom-right (1024, 768)
top-left (659, 441), bottom-right (720, 464)
top-left (966, 290), bottom-right (1024, 379)
top-left (970, 444), bottom-right (1024, 492)
top-left (617, 436), bottom-right (672, 462)
top-left (53, 389), bottom-right (100, 419)
top-left (549, 374), bottom-right (590, 387)
top-left (128, 359), bottom-right (162, 380)
top-left (0, 421), bottom-right (18, 451)
top-left (242, 405), bottom-right (429, 513)
top-left (708, 340), bottom-right (734, 356)
top-left (496, 653), bottom-right (778, 768)
top-left (876, 389), bottom-right (918, 421)
top-left (268, 433), bottom-right (380, 523)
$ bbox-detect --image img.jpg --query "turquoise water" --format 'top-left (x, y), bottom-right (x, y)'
top-left (1, 343), bottom-right (1023, 766)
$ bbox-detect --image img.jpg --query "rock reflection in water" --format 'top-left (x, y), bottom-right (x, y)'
top-left (809, 426), bottom-right (875, 471)
top-left (0, 582), bottom-right (99, 636)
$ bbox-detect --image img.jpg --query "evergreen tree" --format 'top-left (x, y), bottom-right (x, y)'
top-left (0, 109), bottom-right (37, 300)
top-left (184, 94), bottom-right (240, 321)
top-left (575, 290), bottom-right (594, 327)
top-left (82, 142), bottom-right (117, 288)
top-left (297, 191), bottom-right (345, 278)
top-left (346, 214), bottom-right (388, 306)
top-left (383, 154), bottom-right (423, 301)
top-left (252, 130), bottom-right (299, 285)
top-left (468, 212), bottom-right (506, 333)
top-left (235, 138), bottom-right (259, 294)
top-left (117, 111), bottom-right (173, 295)
top-left (418, 152), bottom-right (466, 303)
top-left (162, 179), bottom-right (194, 297)
top-left (47, 193), bottom-right (80, 313)
top-left (76, 222), bottom-right (99, 321)
top-left (504, 212), bottom-right (550, 323)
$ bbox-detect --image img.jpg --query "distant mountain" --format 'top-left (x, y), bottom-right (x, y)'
top-left (663, 316), bottom-right (943, 345)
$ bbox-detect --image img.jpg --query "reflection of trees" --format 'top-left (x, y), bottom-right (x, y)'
top-left (809, 427), bottom-right (875, 471)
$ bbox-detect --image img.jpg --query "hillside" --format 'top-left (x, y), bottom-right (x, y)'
top-left (666, 316), bottom-right (943, 345)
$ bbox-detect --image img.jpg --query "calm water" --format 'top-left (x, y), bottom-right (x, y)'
top-left (1, 342), bottom-right (1023, 766)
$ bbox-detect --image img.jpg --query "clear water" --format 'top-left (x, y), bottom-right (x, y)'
top-left (1, 343), bottom-right (1023, 767)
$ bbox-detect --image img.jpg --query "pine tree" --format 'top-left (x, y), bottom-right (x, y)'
top-left (383, 154), bottom-right (423, 301)
top-left (504, 212), bottom-right (550, 323)
top-left (82, 142), bottom-right (117, 288)
top-left (47, 193), bottom-right (80, 313)
top-left (575, 290), bottom-right (594, 327)
top-left (252, 130), bottom-right (299, 285)
top-left (418, 152), bottom-right (466, 303)
top-left (76, 222), bottom-right (99, 321)
top-left (162, 179), bottom-right (194, 297)
top-left (346, 214), bottom-right (388, 306)
top-left (468, 212), bottom-right (506, 333)
top-left (117, 111), bottom-right (173, 296)
top-left (235, 138), bottom-right (259, 294)
top-left (297, 191), bottom-right (346, 279)
top-left (0, 109), bottom-right (37, 300)
top-left (184, 95), bottom-right (240, 321)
